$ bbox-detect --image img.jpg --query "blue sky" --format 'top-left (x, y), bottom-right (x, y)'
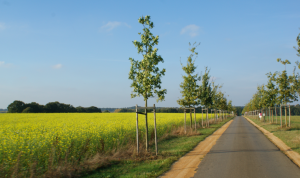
top-left (0, 0), bottom-right (300, 108)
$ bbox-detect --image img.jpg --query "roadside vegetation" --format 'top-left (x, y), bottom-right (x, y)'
top-left (81, 117), bottom-right (233, 178)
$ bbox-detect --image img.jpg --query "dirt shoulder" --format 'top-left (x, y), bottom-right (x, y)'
top-left (160, 119), bottom-right (233, 178)
top-left (244, 117), bottom-right (300, 168)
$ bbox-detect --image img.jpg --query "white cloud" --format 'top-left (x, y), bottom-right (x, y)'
top-left (123, 23), bottom-right (131, 28)
top-left (180, 24), bottom-right (200, 37)
top-left (0, 61), bottom-right (12, 67)
top-left (0, 22), bottom-right (6, 31)
top-left (100, 21), bottom-right (131, 32)
top-left (52, 64), bottom-right (62, 69)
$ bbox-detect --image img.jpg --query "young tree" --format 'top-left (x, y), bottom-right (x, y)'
top-left (265, 72), bottom-right (279, 123)
top-left (177, 42), bottom-right (201, 129)
top-left (129, 15), bottom-right (166, 150)
top-left (211, 82), bottom-right (221, 121)
top-left (276, 61), bottom-right (298, 127)
top-left (227, 100), bottom-right (234, 116)
top-left (198, 67), bottom-right (213, 127)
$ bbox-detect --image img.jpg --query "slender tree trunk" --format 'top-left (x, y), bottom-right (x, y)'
top-left (190, 108), bottom-right (192, 129)
top-left (269, 107), bottom-right (271, 123)
top-left (275, 106), bottom-right (277, 123)
top-left (194, 108), bottom-right (196, 130)
top-left (207, 109), bottom-right (209, 127)
top-left (184, 109), bottom-right (186, 134)
top-left (202, 108), bottom-right (204, 128)
top-left (289, 104), bottom-right (291, 127)
top-left (280, 105), bottom-right (282, 128)
top-left (272, 109), bottom-right (273, 123)
top-left (285, 105), bottom-right (287, 127)
top-left (145, 100), bottom-right (148, 151)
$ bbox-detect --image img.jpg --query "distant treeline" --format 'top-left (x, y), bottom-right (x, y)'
top-left (113, 107), bottom-right (228, 113)
top-left (7, 100), bottom-right (101, 113)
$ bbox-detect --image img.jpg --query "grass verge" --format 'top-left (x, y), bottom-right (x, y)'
top-left (247, 116), bottom-right (300, 155)
top-left (81, 117), bottom-right (234, 178)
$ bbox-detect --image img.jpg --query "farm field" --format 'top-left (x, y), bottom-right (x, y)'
top-left (247, 116), bottom-right (300, 155)
top-left (0, 113), bottom-right (220, 177)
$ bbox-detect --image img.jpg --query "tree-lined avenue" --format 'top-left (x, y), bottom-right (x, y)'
top-left (193, 116), bottom-right (300, 178)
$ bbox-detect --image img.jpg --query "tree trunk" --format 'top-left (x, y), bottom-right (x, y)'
top-left (272, 109), bottom-right (273, 123)
top-left (202, 108), bottom-right (204, 128)
top-left (285, 106), bottom-right (287, 127)
top-left (280, 105), bottom-right (282, 128)
top-left (190, 108), bottom-right (192, 129)
top-left (145, 100), bottom-right (148, 151)
top-left (207, 109), bottom-right (209, 127)
top-left (269, 107), bottom-right (271, 123)
top-left (184, 109), bottom-right (187, 134)
top-left (289, 104), bottom-right (291, 127)
top-left (275, 106), bottom-right (277, 123)
top-left (194, 109), bottom-right (196, 130)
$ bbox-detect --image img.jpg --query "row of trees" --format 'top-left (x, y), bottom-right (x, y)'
top-left (176, 42), bottom-right (235, 127)
top-left (128, 15), bottom-right (235, 122)
top-left (242, 31), bottom-right (300, 127)
top-left (114, 107), bottom-right (233, 113)
top-left (7, 100), bottom-right (102, 113)
top-left (128, 15), bottom-right (235, 151)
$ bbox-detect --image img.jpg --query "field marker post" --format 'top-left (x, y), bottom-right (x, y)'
top-left (153, 104), bottom-right (158, 155)
top-left (136, 104), bottom-right (139, 155)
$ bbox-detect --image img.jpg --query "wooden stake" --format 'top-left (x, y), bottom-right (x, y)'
top-left (194, 108), bottom-right (196, 130)
top-left (153, 104), bottom-right (158, 155)
top-left (136, 104), bottom-right (139, 155)
top-left (280, 105), bottom-right (282, 128)
top-left (184, 109), bottom-right (186, 134)
top-left (289, 104), bottom-right (291, 127)
top-left (207, 109), bottom-right (209, 127)
top-left (202, 108), bottom-right (204, 128)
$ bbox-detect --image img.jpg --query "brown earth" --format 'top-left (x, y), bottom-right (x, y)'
top-left (160, 120), bottom-right (233, 178)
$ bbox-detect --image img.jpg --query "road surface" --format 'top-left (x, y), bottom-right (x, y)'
top-left (193, 116), bottom-right (300, 178)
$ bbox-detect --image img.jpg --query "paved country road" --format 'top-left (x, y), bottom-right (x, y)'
top-left (193, 116), bottom-right (300, 178)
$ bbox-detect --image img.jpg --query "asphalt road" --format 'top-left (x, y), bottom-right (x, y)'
top-left (193, 116), bottom-right (300, 178)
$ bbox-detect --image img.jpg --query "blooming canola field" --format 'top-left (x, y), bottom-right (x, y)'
top-left (0, 113), bottom-right (214, 175)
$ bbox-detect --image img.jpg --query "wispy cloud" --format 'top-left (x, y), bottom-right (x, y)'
top-left (100, 21), bottom-right (131, 32)
top-left (180, 24), bottom-right (201, 37)
top-left (0, 61), bottom-right (12, 67)
top-left (0, 22), bottom-right (6, 31)
top-left (52, 64), bottom-right (62, 69)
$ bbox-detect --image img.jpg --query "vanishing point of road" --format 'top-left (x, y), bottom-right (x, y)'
top-left (193, 116), bottom-right (300, 178)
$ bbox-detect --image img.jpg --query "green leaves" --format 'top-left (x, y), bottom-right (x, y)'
top-left (177, 42), bottom-right (201, 108)
top-left (199, 67), bottom-right (213, 108)
top-left (129, 15), bottom-right (166, 102)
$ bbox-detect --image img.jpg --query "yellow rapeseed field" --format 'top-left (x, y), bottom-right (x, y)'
top-left (0, 113), bottom-right (215, 176)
